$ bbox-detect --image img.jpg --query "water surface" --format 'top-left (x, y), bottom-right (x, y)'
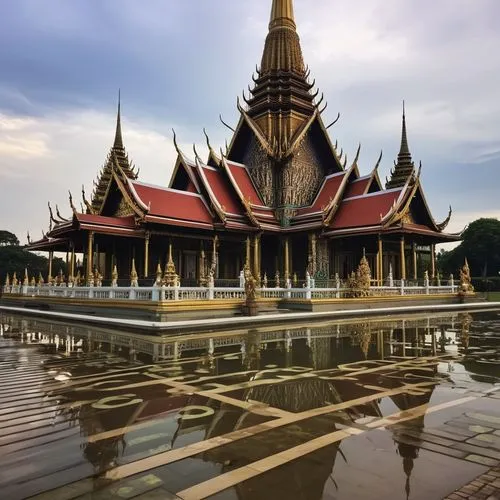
top-left (0, 311), bottom-right (499, 499)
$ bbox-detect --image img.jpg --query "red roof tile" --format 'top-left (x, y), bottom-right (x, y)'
top-left (296, 172), bottom-right (346, 216)
top-left (130, 181), bottom-right (213, 224)
top-left (76, 214), bottom-right (136, 228)
top-left (331, 190), bottom-right (402, 229)
top-left (225, 161), bottom-right (263, 206)
top-left (199, 165), bottom-right (244, 216)
top-left (343, 177), bottom-right (370, 199)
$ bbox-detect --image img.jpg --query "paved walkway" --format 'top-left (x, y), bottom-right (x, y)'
top-left (445, 466), bottom-right (500, 499)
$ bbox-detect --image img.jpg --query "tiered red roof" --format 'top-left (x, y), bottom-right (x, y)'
top-left (129, 180), bottom-right (214, 230)
top-left (327, 189), bottom-right (403, 232)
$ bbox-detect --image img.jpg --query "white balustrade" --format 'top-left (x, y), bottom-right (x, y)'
top-left (0, 280), bottom-right (462, 303)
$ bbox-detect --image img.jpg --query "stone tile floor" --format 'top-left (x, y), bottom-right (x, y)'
top-left (444, 466), bottom-right (500, 499)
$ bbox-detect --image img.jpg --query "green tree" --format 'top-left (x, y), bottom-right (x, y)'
top-left (0, 230), bottom-right (20, 247)
top-left (0, 231), bottom-right (66, 282)
top-left (437, 218), bottom-right (500, 277)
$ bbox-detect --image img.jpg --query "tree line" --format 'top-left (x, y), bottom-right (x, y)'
top-left (0, 230), bottom-right (67, 282)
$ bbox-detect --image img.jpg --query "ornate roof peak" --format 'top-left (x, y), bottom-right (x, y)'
top-left (261, 0), bottom-right (305, 75)
top-left (398, 100), bottom-right (411, 161)
top-left (113, 89), bottom-right (124, 151)
top-left (386, 101), bottom-right (416, 189)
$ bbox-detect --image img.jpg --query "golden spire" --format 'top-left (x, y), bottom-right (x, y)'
top-left (269, 0), bottom-right (295, 29)
top-left (113, 89), bottom-right (124, 151)
top-left (386, 102), bottom-right (416, 189)
top-left (261, 0), bottom-right (304, 75)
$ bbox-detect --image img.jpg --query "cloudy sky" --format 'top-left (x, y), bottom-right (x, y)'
top-left (0, 0), bottom-right (499, 246)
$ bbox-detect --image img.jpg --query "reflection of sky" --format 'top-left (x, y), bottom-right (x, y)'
top-left (1, 0), bottom-right (499, 242)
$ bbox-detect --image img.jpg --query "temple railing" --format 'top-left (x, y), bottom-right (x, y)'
top-left (1, 279), bottom-right (458, 302)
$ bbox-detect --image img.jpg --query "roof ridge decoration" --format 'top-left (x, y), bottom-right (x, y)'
top-left (322, 163), bottom-right (357, 227)
top-left (382, 163), bottom-right (422, 227)
top-left (193, 156), bottom-right (227, 224)
top-left (220, 155), bottom-right (261, 228)
top-left (110, 155), bottom-right (148, 218)
top-left (203, 128), bottom-right (221, 167)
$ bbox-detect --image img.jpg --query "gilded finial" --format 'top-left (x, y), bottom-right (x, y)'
top-left (56, 204), bottom-right (69, 222)
top-left (374, 150), bottom-right (383, 170)
top-left (113, 89), bottom-right (124, 150)
top-left (326, 112), bottom-right (341, 130)
top-left (130, 258), bottom-right (138, 287)
top-left (81, 185), bottom-right (94, 214)
top-left (111, 265), bottom-right (118, 287)
top-left (193, 143), bottom-right (202, 162)
top-left (68, 191), bottom-right (77, 215)
top-left (354, 143), bottom-right (361, 165)
top-left (155, 261), bottom-right (163, 286)
top-left (219, 114), bottom-right (235, 133)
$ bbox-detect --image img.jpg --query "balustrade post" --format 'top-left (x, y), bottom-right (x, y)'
top-left (239, 270), bottom-right (245, 288)
top-left (400, 279), bottom-right (405, 296)
top-left (424, 271), bottom-right (430, 295)
top-left (174, 284), bottom-right (179, 301)
top-left (89, 287), bottom-right (94, 299)
top-left (208, 276), bottom-right (215, 300)
top-left (129, 288), bottom-right (136, 300)
top-left (335, 273), bottom-right (340, 299)
top-left (450, 274), bottom-right (455, 293)
top-left (305, 272), bottom-right (312, 300)
top-left (160, 286), bottom-right (166, 301)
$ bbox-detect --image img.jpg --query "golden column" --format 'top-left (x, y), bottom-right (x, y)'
top-left (431, 243), bottom-right (436, 279)
top-left (86, 231), bottom-right (94, 284)
top-left (144, 233), bottom-right (150, 278)
top-left (400, 236), bottom-right (406, 280)
top-left (246, 236), bottom-right (251, 267)
top-left (253, 234), bottom-right (261, 280)
top-left (48, 251), bottom-right (54, 281)
top-left (70, 245), bottom-right (75, 278)
top-left (377, 236), bottom-right (383, 285)
top-left (413, 242), bottom-right (418, 280)
top-left (284, 237), bottom-right (290, 281)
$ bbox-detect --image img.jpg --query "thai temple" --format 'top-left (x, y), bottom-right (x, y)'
top-left (28, 0), bottom-right (459, 286)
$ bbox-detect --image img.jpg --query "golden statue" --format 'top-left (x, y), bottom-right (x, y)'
top-left (37, 273), bottom-right (44, 286)
top-left (130, 259), bottom-right (139, 287)
top-left (4, 273), bottom-right (10, 287)
top-left (12, 272), bottom-right (18, 286)
top-left (111, 265), bottom-right (119, 287)
top-left (244, 264), bottom-right (257, 301)
top-left (347, 255), bottom-right (371, 298)
top-left (459, 258), bottom-right (474, 293)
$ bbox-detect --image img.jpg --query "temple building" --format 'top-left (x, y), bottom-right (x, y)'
top-left (28, 0), bottom-right (459, 286)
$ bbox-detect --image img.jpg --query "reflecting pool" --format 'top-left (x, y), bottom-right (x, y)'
top-left (0, 311), bottom-right (499, 500)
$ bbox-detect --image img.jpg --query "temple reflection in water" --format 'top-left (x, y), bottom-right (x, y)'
top-left (2, 310), bottom-right (492, 500)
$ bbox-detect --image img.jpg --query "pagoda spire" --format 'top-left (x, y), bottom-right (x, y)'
top-left (261, 0), bottom-right (305, 75)
top-left (386, 101), bottom-right (416, 189)
top-left (269, 0), bottom-right (296, 30)
top-left (398, 101), bottom-right (412, 164)
top-left (113, 89), bottom-right (124, 151)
